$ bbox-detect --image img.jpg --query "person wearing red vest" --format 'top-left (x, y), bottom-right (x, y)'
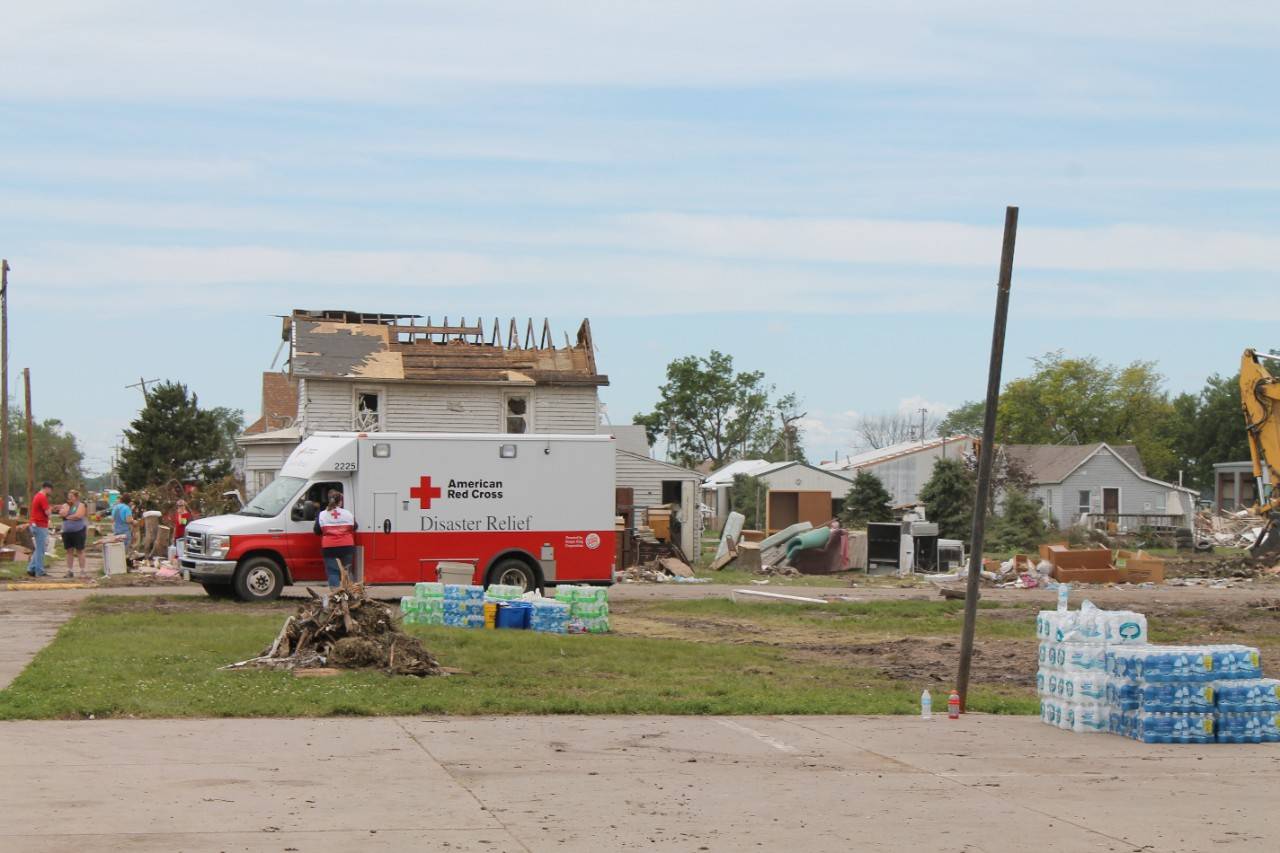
top-left (315, 490), bottom-right (357, 588)
top-left (27, 481), bottom-right (53, 577)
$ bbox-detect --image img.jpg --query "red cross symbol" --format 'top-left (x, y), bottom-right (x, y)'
top-left (410, 475), bottom-right (443, 509)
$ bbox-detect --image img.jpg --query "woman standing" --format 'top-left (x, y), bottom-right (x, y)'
top-left (60, 489), bottom-right (89, 578)
top-left (315, 490), bottom-right (357, 589)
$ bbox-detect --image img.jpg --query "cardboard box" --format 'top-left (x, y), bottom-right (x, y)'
top-left (1045, 546), bottom-right (1111, 571)
top-left (1115, 550), bottom-right (1166, 584)
top-left (1038, 542), bottom-right (1067, 562)
top-left (1052, 565), bottom-right (1123, 584)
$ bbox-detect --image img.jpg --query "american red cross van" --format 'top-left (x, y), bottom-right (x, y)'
top-left (182, 432), bottom-right (617, 601)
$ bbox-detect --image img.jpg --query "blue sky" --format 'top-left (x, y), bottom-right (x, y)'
top-left (1, 2), bottom-right (1277, 474)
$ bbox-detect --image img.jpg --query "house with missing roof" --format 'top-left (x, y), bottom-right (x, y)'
top-left (236, 309), bottom-right (703, 558)
top-left (1002, 442), bottom-right (1199, 530)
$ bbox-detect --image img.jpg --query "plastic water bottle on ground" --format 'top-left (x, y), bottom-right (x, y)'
top-left (1057, 582), bottom-right (1070, 612)
top-left (921, 689), bottom-right (932, 719)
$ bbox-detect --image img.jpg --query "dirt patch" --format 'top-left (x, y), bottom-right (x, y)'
top-left (790, 638), bottom-right (1036, 687)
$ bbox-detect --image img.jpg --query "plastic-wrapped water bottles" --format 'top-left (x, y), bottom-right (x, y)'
top-left (1216, 711), bottom-right (1280, 743)
top-left (1137, 682), bottom-right (1216, 713)
top-left (1214, 679), bottom-right (1280, 712)
top-left (441, 584), bottom-right (484, 628)
top-left (1129, 711), bottom-right (1215, 744)
top-left (484, 583), bottom-right (524, 602)
top-left (530, 599), bottom-right (570, 633)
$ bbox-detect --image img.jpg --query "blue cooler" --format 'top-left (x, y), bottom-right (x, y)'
top-left (497, 601), bottom-right (532, 629)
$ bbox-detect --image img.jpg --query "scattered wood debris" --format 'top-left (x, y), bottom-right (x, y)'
top-left (223, 572), bottom-right (441, 677)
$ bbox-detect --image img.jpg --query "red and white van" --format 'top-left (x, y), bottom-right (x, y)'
top-left (182, 432), bottom-right (617, 601)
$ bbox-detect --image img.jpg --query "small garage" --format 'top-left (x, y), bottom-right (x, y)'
top-left (754, 461), bottom-right (854, 534)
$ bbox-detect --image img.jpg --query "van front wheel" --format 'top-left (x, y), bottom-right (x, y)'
top-left (234, 556), bottom-right (284, 602)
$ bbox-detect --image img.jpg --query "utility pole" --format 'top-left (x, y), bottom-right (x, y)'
top-left (23, 367), bottom-right (33, 505)
top-left (918, 407), bottom-right (928, 445)
top-left (126, 377), bottom-right (160, 401)
top-left (956, 205), bottom-right (1019, 712)
top-left (1, 259), bottom-right (8, 515)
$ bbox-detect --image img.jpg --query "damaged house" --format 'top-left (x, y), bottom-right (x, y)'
top-left (237, 310), bottom-right (702, 557)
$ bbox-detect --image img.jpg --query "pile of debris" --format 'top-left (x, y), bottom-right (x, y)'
top-left (1167, 555), bottom-right (1278, 580)
top-left (712, 513), bottom-right (843, 577)
top-left (617, 557), bottom-right (705, 583)
top-left (1197, 509), bottom-right (1265, 549)
top-left (223, 575), bottom-right (441, 677)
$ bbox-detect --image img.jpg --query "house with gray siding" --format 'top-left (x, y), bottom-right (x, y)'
top-left (1004, 443), bottom-right (1198, 530)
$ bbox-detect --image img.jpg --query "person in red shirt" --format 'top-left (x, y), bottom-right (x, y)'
top-left (27, 481), bottom-right (53, 577)
top-left (315, 490), bottom-right (356, 589)
top-left (172, 500), bottom-right (192, 541)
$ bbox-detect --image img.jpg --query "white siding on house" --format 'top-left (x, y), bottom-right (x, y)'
top-left (302, 379), bottom-right (353, 431)
top-left (300, 379), bottom-right (598, 435)
top-left (535, 386), bottom-right (599, 433)
top-left (242, 443), bottom-right (297, 497)
top-left (385, 384), bottom-right (502, 432)
top-left (758, 463), bottom-right (852, 495)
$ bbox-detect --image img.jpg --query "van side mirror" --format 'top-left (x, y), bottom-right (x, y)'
top-left (291, 501), bottom-right (318, 522)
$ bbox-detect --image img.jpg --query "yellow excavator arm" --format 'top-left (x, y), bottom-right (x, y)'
top-left (1240, 348), bottom-right (1280, 556)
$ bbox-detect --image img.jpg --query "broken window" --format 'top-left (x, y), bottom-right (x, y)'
top-left (355, 391), bottom-right (383, 431)
top-left (504, 394), bottom-right (529, 434)
top-left (661, 480), bottom-right (683, 504)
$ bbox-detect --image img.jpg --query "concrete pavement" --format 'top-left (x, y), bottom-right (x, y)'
top-left (2, 714), bottom-right (1277, 852)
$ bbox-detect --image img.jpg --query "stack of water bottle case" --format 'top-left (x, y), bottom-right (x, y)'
top-left (1038, 599), bottom-right (1280, 743)
top-left (399, 582), bottom-right (610, 634)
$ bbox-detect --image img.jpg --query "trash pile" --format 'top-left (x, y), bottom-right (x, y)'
top-left (617, 557), bottom-right (708, 583)
top-left (1038, 599), bottom-right (1278, 743)
top-left (225, 576), bottom-right (441, 676)
top-left (1197, 508), bottom-right (1266, 549)
top-left (712, 512), bottom-right (846, 576)
top-left (399, 582), bottom-right (611, 634)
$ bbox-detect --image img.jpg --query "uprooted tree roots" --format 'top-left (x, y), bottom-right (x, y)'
top-left (222, 573), bottom-right (442, 677)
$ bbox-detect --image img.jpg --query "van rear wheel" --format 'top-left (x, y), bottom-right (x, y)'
top-left (488, 558), bottom-right (538, 593)
top-left (234, 556), bottom-right (284, 602)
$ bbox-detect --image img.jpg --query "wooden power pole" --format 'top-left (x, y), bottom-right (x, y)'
top-left (1, 259), bottom-right (8, 515)
top-left (956, 206), bottom-right (1019, 711)
top-left (23, 367), bottom-right (33, 506)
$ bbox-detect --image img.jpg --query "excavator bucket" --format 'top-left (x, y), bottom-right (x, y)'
top-left (1250, 515), bottom-right (1280, 560)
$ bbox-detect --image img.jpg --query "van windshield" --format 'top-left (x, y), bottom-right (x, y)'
top-left (238, 476), bottom-right (305, 518)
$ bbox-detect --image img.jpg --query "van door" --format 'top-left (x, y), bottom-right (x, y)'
top-left (371, 491), bottom-right (398, 563)
top-left (285, 480), bottom-right (346, 582)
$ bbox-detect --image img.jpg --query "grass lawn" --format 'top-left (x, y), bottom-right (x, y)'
top-left (0, 595), bottom-right (1038, 720)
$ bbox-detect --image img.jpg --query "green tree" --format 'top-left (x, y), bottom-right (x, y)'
top-left (209, 406), bottom-right (246, 476)
top-left (840, 471), bottom-right (894, 527)
top-left (729, 473), bottom-right (768, 530)
top-left (918, 458), bottom-right (975, 541)
top-left (755, 392), bottom-right (808, 463)
top-left (937, 401), bottom-right (984, 437)
top-left (954, 352), bottom-right (1179, 482)
top-left (4, 404), bottom-right (85, 502)
top-left (1168, 373), bottom-right (1252, 490)
top-left (635, 350), bottom-right (782, 469)
top-left (119, 382), bottom-right (234, 489)
top-left (989, 489), bottom-right (1048, 553)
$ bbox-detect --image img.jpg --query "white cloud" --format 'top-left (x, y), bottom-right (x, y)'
top-left (4, 2), bottom-right (1276, 101)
